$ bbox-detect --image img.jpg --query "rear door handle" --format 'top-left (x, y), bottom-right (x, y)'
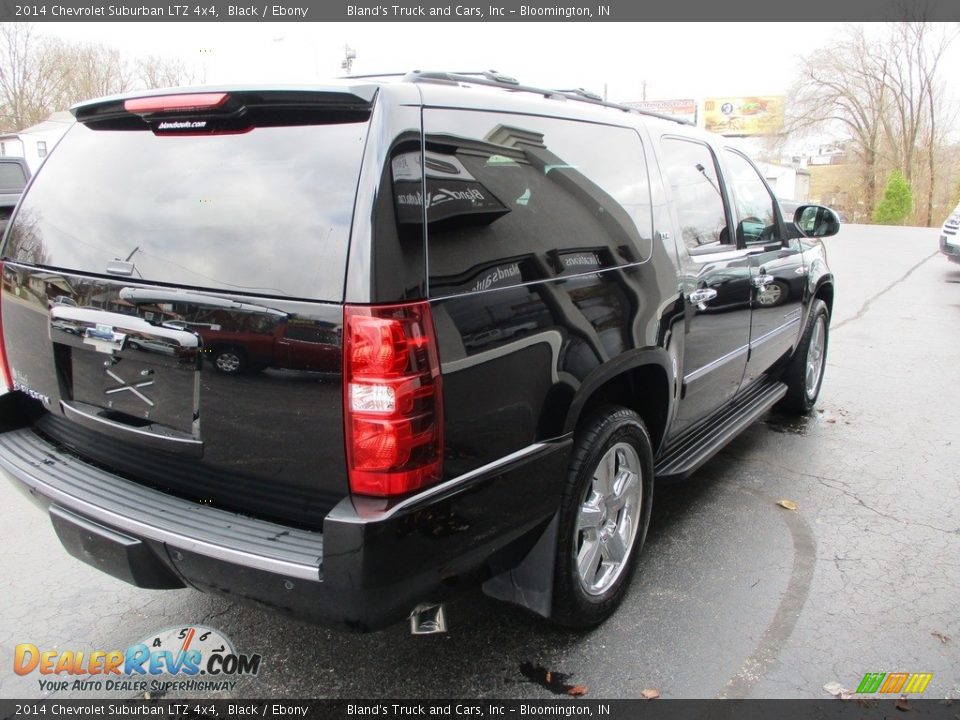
top-left (687, 288), bottom-right (718, 309)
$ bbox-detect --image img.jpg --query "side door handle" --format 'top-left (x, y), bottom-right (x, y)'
top-left (687, 288), bottom-right (718, 309)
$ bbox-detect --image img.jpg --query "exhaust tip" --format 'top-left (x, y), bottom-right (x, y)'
top-left (409, 602), bottom-right (447, 635)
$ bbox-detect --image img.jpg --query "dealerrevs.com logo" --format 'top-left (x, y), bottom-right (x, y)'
top-left (856, 672), bottom-right (933, 695)
top-left (14, 626), bottom-right (261, 693)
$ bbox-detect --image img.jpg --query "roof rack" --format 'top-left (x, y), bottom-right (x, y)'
top-left (339, 72), bottom-right (408, 80)
top-left (398, 70), bottom-right (693, 126)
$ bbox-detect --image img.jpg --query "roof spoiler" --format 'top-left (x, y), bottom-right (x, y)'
top-left (72, 85), bottom-right (378, 125)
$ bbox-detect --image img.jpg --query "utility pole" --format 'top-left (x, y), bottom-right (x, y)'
top-left (341, 45), bottom-right (356, 75)
top-left (642, 80), bottom-right (647, 101)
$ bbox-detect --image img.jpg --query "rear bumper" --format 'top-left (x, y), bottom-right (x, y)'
top-left (0, 397), bottom-right (570, 630)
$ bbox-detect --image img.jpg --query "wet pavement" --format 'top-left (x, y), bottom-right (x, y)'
top-left (1, 224), bottom-right (958, 700)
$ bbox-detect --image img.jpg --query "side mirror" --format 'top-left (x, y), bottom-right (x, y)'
top-left (793, 205), bottom-right (840, 238)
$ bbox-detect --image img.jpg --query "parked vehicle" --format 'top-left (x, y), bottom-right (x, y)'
top-left (0, 157), bottom-right (30, 235)
top-left (198, 317), bottom-right (340, 375)
top-left (939, 201), bottom-right (960, 264)
top-left (0, 73), bottom-right (837, 631)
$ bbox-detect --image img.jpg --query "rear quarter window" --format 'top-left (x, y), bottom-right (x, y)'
top-left (421, 109), bottom-right (654, 298)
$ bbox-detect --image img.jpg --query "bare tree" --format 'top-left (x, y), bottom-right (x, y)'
top-left (788, 25), bottom-right (890, 217)
top-left (0, 23), bottom-right (196, 134)
top-left (882, 22), bottom-right (958, 225)
top-left (788, 22), bottom-right (958, 225)
top-left (62, 42), bottom-right (132, 102)
top-left (0, 24), bottom-right (70, 132)
top-left (135, 55), bottom-right (195, 90)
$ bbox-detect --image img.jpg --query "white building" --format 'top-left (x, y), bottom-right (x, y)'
top-left (0, 111), bottom-right (75, 174)
top-left (755, 161), bottom-right (811, 203)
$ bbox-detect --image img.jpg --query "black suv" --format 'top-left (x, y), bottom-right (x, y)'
top-left (0, 72), bottom-right (837, 630)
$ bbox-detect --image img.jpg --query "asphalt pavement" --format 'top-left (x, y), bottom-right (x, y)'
top-left (1, 223), bottom-right (957, 700)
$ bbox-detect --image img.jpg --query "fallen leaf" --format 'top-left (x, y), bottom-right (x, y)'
top-left (931, 630), bottom-right (951, 644)
top-left (778, 500), bottom-right (798, 511)
top-left (895, 696), bottom-right (910, 712)
top-left (545, 671), bottom-right (552, 683)
top-left (823, 682), bottom-right (849, 697)
top-left (826, 417), bottom-right (837, 424)
top-left (641, 689), bottom-right (660, 700)
top-left (567, 685), bottom-right (588, 697)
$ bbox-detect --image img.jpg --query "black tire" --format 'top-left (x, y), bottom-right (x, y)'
top-left (211, 346), bottom-right (247, 375)
top-left (778, 299), bottom-right (829, 414)
top-left (551, 406), bottom-right (654, 628)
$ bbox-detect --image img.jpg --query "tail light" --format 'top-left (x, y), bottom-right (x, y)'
top-left (343, 301), bottom-right (444, 496)
top-left (124, 93), bottom-right (229, 115)
top-left (0, 261), bottom-right (11, 392)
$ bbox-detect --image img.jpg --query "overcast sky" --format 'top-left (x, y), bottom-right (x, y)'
top-left (42, 22), bottom-right (843, 102)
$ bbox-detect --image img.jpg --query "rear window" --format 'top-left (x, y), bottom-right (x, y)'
top-left (2, 119), bottom-right (370, 300)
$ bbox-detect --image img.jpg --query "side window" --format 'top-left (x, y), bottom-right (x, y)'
top-left (421, 109), bottom-right (654, 297)
top-left (724, 150), bottom-right (781, 245)
top-left (660, 138), bottom-right (730, 253)
top-left (284, 325), bottom-right (324, 343)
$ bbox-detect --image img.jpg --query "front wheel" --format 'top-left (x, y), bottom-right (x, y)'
top-left (551, 406), bottom-right (654, 628)
top-left (779, 299), bottom-right (829, 414)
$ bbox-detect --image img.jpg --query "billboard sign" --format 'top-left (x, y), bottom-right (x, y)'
top-left (703, 96), bottom-right (785, 136)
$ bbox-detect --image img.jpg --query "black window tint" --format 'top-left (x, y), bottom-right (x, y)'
top-left (660, 138), bottom-right (730, 252)
top-left (724, 150), bottom-right (782, 244)
top-left (3, 120), bottom-right (369, 300)
top-left (0, 162), bottom-right (26, 190)
top-left (422, 109), bottom-right (653, 297)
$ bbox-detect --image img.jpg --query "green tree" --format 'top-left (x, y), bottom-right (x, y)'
top-left (873, 170), bottom-right (914, 225)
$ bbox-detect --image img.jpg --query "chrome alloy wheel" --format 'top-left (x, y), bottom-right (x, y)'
top-left (805, 315), bottom-right (826, 399)
top-left (216, 351), bottom-right (241, 373)
top-left (575, 442), bottom-right (643, 596)
top-left (757, 282), bottom-right (783, 306)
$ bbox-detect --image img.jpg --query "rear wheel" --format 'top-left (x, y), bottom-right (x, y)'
top-left (212, 347), bottom-right (247, 374)
top-left (779, 298), bottom-right (829, 414)
top-left (552, 406), bottom-right (653, 628)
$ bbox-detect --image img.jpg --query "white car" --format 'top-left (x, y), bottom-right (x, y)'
top-left (940, 202), bottom-right (960, 264)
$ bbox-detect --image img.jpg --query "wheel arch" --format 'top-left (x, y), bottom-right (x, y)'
top-left (561, 349), bottom-right (674, 455)
top-left (210, 343), bottom-right (247, 358)
top-left (813, 277), bottom-right (834, 317)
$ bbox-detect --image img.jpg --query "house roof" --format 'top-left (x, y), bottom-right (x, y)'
top-left (19, 110), bottom-right (74, 135)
